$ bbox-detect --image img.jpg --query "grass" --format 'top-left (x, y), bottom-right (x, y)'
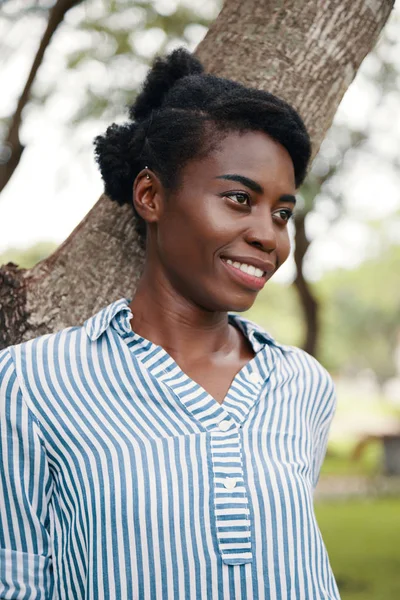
top-left (315, 497), bottom-right (400, 600)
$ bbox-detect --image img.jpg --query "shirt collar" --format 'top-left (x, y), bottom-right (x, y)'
top-left (83, 297), bottom-right (292, 353)
top-left (228, 312), bottom-right (293, 354)
top-left (83, 297), bottom-right (133, 341)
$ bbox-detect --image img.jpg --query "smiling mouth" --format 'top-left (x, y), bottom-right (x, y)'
top-left (220, 257), bottom-right (271, 291)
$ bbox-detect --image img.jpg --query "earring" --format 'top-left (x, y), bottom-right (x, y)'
top-left (144, 166), bottom-right (150, 179)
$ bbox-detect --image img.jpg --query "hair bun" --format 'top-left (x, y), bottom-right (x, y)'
top-left (130, 48), bottom-right (204, 122)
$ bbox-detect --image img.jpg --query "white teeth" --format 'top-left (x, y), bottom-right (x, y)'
top-left (225, 259), bottom-right (264, 278)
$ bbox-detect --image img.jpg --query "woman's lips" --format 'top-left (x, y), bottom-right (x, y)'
top-left (220, 257), bottom-right (269, 291)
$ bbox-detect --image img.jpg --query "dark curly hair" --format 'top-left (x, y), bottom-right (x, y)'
top-left (94, 48), bottom-right (311, 249)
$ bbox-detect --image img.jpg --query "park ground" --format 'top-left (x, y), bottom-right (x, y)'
top-left (316, 497), bottom-right (400, 600)
top-left (314, 386), bottom-right (400, 600)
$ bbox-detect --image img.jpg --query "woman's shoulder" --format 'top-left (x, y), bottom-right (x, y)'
top-left (2, 297), bottom-right (132, 362)
top-left (0, 300), bottom-right (127, 414)
top-left (0, 331), bottom-right (72, 385)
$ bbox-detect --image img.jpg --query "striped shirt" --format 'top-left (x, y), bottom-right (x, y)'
top-left (0, 297), bottom-right (340, 599)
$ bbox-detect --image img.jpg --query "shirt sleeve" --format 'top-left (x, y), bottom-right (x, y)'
top-left (312, 374), bottom-right (337, 490)
top-left (0, 347), bottom-right (54, 599)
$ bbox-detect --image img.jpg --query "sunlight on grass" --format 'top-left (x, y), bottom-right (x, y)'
top-left (316, 498), bottom-right (400, 600)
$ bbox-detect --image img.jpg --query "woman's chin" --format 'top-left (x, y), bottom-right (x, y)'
top-left (221, 294), bottom-right (259, 314)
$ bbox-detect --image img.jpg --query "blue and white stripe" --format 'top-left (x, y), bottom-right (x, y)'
top-left (0, 297), bottom-right (340, 599)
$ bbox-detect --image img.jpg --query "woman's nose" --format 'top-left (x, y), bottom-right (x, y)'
top-left (244, 214), bottom-right (277, 253)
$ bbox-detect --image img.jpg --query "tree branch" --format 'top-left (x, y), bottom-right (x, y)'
top-left (0, 0), bottom-right (84, 194)
top-left (293, 213), bottom-right (319, 356)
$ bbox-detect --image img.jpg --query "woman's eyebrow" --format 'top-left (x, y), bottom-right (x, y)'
top-left (280, 194), bottom-right (297, 205)
top-left (216, 174), bottom-right (264, 194)
top-left (216, 174), bottom-right (296, 204)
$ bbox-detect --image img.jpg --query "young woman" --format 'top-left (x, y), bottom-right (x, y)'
top-left (0, 49), bottom-right (340, 599)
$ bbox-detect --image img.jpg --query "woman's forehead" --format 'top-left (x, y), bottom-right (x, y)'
top-left (182, 130), bottom-right (296, 189)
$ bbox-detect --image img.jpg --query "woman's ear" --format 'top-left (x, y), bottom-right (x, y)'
top-left (133, 168), bottom-right (164, 225)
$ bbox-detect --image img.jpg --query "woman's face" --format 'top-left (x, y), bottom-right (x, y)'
top-left (143, 130), bottom-right (297, 313)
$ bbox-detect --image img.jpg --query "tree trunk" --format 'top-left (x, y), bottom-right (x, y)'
top-left (0, 0), bottom-right (395, 349)
top-left (293, 213), bottom-right (319, 356)
top-left (0, 0), bottom-right (84, 194)
top-left (197, 0), bottom-right (393, 157)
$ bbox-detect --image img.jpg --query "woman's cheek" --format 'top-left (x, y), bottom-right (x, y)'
top-left (278, 229), bottom-right (291, 265)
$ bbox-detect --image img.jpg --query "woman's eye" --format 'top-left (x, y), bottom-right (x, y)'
top-left (274, 209), bottom-right (293, 224)
top-left (226, 192), bottom-right (250, 206)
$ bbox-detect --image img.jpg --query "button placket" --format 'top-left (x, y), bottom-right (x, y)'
top-left (211, 427), bottom-right (252, 565)
top-left (224, 477), bottom-right (237, 489)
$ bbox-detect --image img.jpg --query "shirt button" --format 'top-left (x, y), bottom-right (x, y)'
top-left (249, 371), bottom-right (263, 385)
top-left (224, 477), bottom-right (237, 489)
top-left (218, 420), bottom-right (231, 431)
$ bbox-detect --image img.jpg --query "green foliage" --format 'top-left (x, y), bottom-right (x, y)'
top-left (245, 281), bottom-right (303, 348)
top-left (0, 241), bottom-right (58, 268)
top-left (246, 243), bottom-right (400, 381)
top-left (41, 0), bottom-right (219, 125)
top-left (315, 498), bottom-right (400, 600)
top-left (319, 245), bottom-right (400, 380)
top-left (0, 0), bottom-right (220, 153)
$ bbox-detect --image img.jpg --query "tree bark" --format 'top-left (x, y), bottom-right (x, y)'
top-left (291, 171), bottom-right (338, 356)
top-left (0, 0), bottom-right (395, 349)
top-left (196, 0), bottom-right (394, 158)
top-left (293, 213), bottom-right (319, 356)
top-left (0, 0), bottom-right (84, 194)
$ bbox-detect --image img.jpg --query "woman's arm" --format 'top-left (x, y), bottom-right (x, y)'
top-left (0, 348), bottom-right (54, 599)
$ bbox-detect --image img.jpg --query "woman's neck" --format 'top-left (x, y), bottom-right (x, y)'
top-left (128, 280), bottom-right (236, 362)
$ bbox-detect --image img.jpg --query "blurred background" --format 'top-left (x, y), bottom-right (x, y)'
top-left (1, 1), bottom-right (400, 597)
